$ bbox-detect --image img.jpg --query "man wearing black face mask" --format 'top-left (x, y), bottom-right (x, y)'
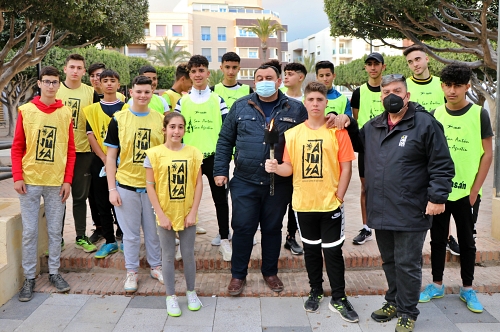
top-left (344, 74), bottom-right (454, 332)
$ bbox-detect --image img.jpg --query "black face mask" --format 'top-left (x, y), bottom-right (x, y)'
top-left (383, 93), bottom-right (405, 114)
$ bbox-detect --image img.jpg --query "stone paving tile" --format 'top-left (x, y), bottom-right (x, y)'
top-left (127, 295), bottom-right (166, 309)
top-left (430, 294), bottom-right (499, 324)
top-left (63, 295), bottom-right (130, 331)
top-left (0, 293), bottom-right (49, 320)
top-left (163, 296), bottom-right (216, 326)
top-left (113, 308), bottom-right (166, 331)
top-left (455, 323), bottom-right (500, 331)
top-left (212, 297), bottom-right (261, 332)
top-left (0, 319), bottom-right (22, 332)
top-left (417, 304), bottom-right (461, 332)
top-left (13, 299), bottom-right (85, 332)
top-left (263, 328), bottom-right (312, 332)
top-left (163, 327), bottom-right (212, 332)
top-left (261, 297), bottom-right (310, 327)
top-left (42, 293), bottom-right (90, 306)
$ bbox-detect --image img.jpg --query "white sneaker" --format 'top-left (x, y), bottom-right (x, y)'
top-left (253, 237), bottom-right (257, 246)
top-left (175, 246), bottom-right (182, 261)
top-left (175, 238), bottom-right (180, 246)
top-left (196, 226), bottom-right (207, 234)
top-left (166, 295), bottom-right (181, 317)
top-left (212, 233), bottom-right (232, 246)
top-left (186, 290), bottom-right (202, 311)
top-left (219, 239), bottom-right (232, 261)
top-left (124, 272), bottom-right (138, 293)
top-left (150, 266), bottom-right (164, 284)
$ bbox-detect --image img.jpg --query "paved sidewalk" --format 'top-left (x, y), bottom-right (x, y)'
top-left (1, 293), bottom-right (499, 332)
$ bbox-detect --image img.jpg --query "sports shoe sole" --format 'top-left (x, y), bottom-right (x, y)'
top-left (371, 312), bottom-right (396, 322)
top-left (167, 310), bottom-right (182, 317)
top-left (284, 243), bottom-right (303, 255)
top-left (446, 247), bottom-right (460, 256)
top-left (419, 293), bottom-right (444, 303)
top-left (95, 248), bottom-right (118, 259)
top-left (353, 236), bottom-right (373, 245)
top-left (329, 302), bottom-right (359, 323)
top-left (74, 244), bottom-right (97, 253)
top-left (460, 295), bottom-right (483, 313)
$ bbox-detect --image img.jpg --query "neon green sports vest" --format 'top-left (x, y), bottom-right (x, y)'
top-left (181, 93), bottom-right (223, 159)
top-left (214, 83), bottom-right (250, 109)
top-left (434, 104), bottom-right (483, 201)
top-left (407, 76), bottom-right (445, 112)
top-left (357, 84), bottom-right (384, 128)
top-left (325, 95), bottom-right (348, 116)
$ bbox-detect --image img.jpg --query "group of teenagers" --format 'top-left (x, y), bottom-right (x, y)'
top-left (11, 45), bottom-right (492, 332)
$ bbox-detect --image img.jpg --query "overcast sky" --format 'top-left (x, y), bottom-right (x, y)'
top-left (262, 0), bottom-right (330, 41)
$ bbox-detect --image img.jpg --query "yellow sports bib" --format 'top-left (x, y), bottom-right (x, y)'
top-left (56, 83), bottom-right (94, 152)
top-left (115, 109), bottom-right (165, 188)
top-left (146, 144), bottom-right (203, 231)
top-left (19, 103), bottom-right (72, 186)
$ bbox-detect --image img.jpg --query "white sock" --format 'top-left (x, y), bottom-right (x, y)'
top-left (363, 225), bottom-right (371, 232)
top-left (433, 282), bottom-right (443, 289)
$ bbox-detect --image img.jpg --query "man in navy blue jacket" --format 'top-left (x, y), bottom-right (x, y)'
top-left (214, 61), bottom-right (307, 296)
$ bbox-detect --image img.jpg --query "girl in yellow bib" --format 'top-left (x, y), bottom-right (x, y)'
top-left (145, 112), bottom-right (203, 317)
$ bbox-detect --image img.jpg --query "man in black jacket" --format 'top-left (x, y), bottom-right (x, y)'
top-left (214, 61), bottom-right (308, 296)
top-left (346, 74), bottom-right (454, 332)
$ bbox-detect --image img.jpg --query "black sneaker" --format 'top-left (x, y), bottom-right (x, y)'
top-left (284, 236), bottom-right (304, 255)
top-left (115, 227), bottom-right (123, 241)
top-left (49, 274), bottom-right (70, 292)
top-left (447, 235), bottom-right (460, 256)
top-left (353, 228), bottom-right (373, 245)
top-left (329, 297), bottom-right (359, 323)
top-left (371, 301), bottom-right (397, 322)
top-left (304, 288), bottom-right (324, 313)
top-left (89, 228), bottom-right (104, 244)
top-left (18, 279), bottom-right (35, 302)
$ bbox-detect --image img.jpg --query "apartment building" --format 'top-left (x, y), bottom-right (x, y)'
top-left (288, 27), bottom-right (404, 66)
top-left (126, 0), bottom-right (289, 86)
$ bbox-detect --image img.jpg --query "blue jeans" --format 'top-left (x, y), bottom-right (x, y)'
top-left (375, 229), bottom-right (427, 320)
top-left (229, 176), bottom-right (292, 279)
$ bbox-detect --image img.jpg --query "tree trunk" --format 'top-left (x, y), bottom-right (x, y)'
top-left (6, 104), bottom-right (17, 137)
top-left (262, 48), bottom-right (267, 61)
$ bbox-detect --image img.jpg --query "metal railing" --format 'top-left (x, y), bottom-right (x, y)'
top-left (0, 142), bottom-right (12, 181)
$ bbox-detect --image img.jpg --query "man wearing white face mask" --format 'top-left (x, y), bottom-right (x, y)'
top-left (214, 59), bottom-right (308, 296)
top-left (344, 74), bottom-right (454, 332)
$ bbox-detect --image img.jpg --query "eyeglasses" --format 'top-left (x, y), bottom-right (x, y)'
top-left (41, 80), bottom-right (60, 87)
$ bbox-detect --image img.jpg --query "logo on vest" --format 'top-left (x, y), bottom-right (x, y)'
top-left (65, 98), bottom-right (81, 129)
top-left (302, 139), bottom-right (323, 178)
top-left (36, 126), bottom-right (57, 162)
top-left (399, 135), bottom-right (408, 147)
top-left (133, 128), bottom-right (151, 163)
top-left (169, 160), bottom-right (187, 199)
top-left (100, 124), bottom-right (107, 139)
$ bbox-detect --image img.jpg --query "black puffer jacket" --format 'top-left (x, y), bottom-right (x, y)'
top-left (214, 91), bottom-right (307, 185)
top-left (349, 102), bottom-right (454, 231)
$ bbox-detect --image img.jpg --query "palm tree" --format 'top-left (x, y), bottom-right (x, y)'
top-left (148, 37), bottom-right (191, 67)
top-left (301, 55), bottom-right (316, 74)
top-left (208, 69), bottom-right (224, 87)
top-left (244, 17), bottom-right (284, 60)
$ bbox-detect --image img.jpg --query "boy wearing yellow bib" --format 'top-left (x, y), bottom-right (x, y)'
top-left (350, 53), bottom-right (386, 246)
top-left (265, 82), bottom-right (358, 321)
top-left (57, 54), bottom-right (100, 253)
top-left (420, 64), bottom-right (493, 313)
top-left (84, 69), bottom-right (127, 258)
top-left (88, 63), bottom-right (127, 102)
top-left (105, 76), bottom-right (165, 292)
top-left (212, 52), bottom-right (253, 110)
top-left (176, 55), bottom-right (231, 259)
top-left (127, 65), bottom-right (170, 114)
top-left (163, 63), bottom-right (192, 112)
top-left (12, 66), bottom-right (76, 301)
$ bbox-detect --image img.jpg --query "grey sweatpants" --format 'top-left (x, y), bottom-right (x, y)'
top-left (157, 224), bottom-right (197, 295)
top-left (114, 186), bottom-right (162, 272)
top-left (20, 185), bottom-right (65, 279)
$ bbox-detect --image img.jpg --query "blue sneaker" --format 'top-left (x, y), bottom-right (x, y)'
top-left (460, 287), bottom-right (483, 313)
top-left (119, 242), bottom-right (124, 253)
top-left (95, 242), bottom-right (119, 258)
top-left (419, 283), bottom-right (445, 302)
